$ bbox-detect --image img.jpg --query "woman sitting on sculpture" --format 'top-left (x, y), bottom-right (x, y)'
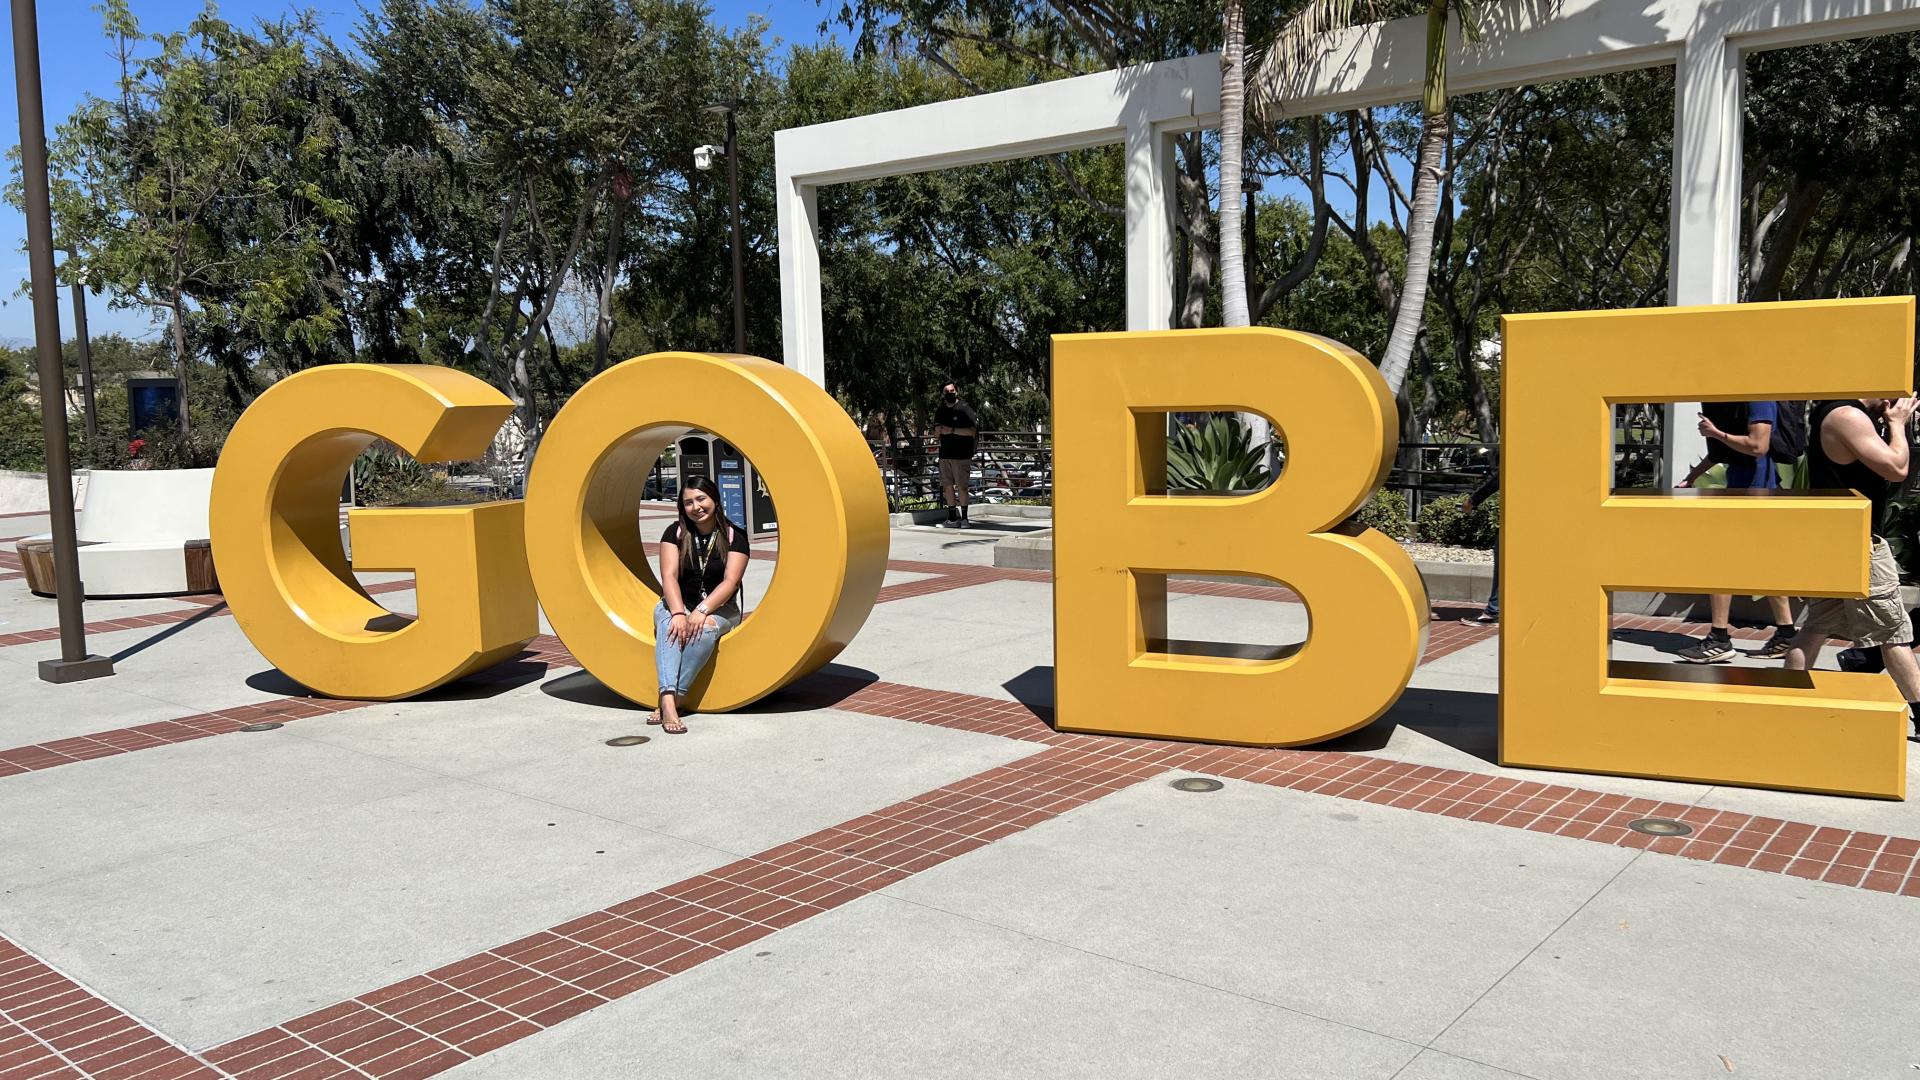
top-left (648, 477), bottom-right (750, 734)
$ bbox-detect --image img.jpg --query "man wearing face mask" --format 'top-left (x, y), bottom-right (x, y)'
top-left (934, 381), bottom-right (978, 529)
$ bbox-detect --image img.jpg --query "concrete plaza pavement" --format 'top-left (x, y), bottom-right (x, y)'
top-left (0, 506), bottom-right (1916, 1079)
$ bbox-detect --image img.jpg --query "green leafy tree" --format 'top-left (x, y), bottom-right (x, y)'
top-left (32, 1), bottom-right (345, 430)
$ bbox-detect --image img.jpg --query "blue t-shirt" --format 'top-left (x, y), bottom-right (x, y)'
top-left (1722, 400), bottom-right (1778, 489)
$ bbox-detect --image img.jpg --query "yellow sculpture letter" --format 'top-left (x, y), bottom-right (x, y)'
top-left (1501, 297), bottom-right (1914, 798)
top-left (1052, 327), bottom-right (1428, 745)
top-left (523, 353), bottom-right (888, 711)
top-left (210, 365), bottom-right (538, 699)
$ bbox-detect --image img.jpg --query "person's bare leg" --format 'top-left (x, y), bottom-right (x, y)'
top-left (1707, 593), bottom-right (1732, 629)
top-left (940, 469), bottom-right (958, 523)
top-left (1878, 642), bottom-right (1920, 702)
top-left (1766, 595), bottom-right (1794, 626)
top-left (659, 691), bottom-right (686, 734)
top-left (1782, 626), bottom-right (1827, 671)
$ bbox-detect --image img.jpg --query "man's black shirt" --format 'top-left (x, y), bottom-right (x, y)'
top-left (936, 400), bottom-right (977, 460)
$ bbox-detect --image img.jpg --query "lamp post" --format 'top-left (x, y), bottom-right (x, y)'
top-left (696, 102), bottom-right (746, 354)
top-left (68, 258), bottom-right (98, 444)
top-left (12, 0), bottom-right (112, 683)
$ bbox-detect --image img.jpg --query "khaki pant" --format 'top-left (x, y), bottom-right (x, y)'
top-left (1800, 538), bottom-right (1913, 648)
top-left (939, 457), bottom-right (971, 503)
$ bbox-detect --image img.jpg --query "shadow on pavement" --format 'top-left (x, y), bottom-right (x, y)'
top-left (1611, 627), bottom-right (1703, 656)
top-left (750, 664), bottom-right (884, 714)
top-left (539, 668), bottom-right (644, 711)
top-left (1003, 666), bottom-right (1054, 715)
top-left (247, 656), bottom-right (550, 703)
top-left (536, 663), bottom-right (888, 716)
top-left (1316, 686), bottom-right (1500, 764)
top-left (109, 602), bottom-right (229, 664)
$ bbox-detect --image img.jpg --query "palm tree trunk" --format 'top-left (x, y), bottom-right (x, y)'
top-left (1218, 0), bottom-right (1249, 328)
top-left (1378, 103), bottom-right (1449, 395)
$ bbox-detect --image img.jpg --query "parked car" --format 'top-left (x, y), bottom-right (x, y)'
top-left (977, 487), bottom-right (1014, 503)
top-left (1015, 486), bottom-right (1051, 500)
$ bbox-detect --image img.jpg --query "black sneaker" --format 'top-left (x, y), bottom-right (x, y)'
top-left (1677, 634), bottom-right (1736, 664)
top-left (1750, 629), bottom-right (1795, 660)
top-left (956, 519), bottom-right (971, 529)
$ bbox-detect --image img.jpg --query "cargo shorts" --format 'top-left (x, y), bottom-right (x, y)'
top-left (1800, 538), bottom-right (1913, 649)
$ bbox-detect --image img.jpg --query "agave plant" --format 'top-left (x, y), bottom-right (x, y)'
top-left (1167, 415), bottom-right (1271, 492)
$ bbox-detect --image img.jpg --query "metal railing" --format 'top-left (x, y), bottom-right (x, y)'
top-left (865, 413), bottom-right (1670, 518)
top-left (873, 432), bottom-right (1052, 512)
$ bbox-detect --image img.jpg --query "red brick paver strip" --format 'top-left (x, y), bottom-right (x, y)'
top-left (0, 936), bottom-right (217, 1079)
top-left (0, 637), bottom-right (574, 780)
top-left (769, 671), bottom-right (1920, 899)
top-left (3, 613), bottom-right (1914, 900)
top-left (3, 559), bottom-right (1909, 895)
top-left (66, 746), bottom-right (1150, 1079)
top-left (0, 583), bottom-right (412, 649)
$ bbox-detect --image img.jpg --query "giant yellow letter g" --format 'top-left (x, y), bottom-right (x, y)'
top-left (209, 365), bottom-right (539, 700)
top-left (1052, 327), bottom-right (1428, 746)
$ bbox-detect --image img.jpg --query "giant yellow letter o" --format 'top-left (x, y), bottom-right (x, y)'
top-left (523, 353), bottom-right (888, 711)
top-left (209, 364), bottom-right (539, 700)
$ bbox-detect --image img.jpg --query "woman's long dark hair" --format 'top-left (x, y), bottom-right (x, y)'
top-left (676, 476), bottom-right (735, 578)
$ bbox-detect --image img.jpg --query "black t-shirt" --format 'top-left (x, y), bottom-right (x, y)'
top-left (935, 400), bottom-right (977, 460)
top-left (1701, 402), bottom-right (1749, 466)
top-left (1808, 400), bottom-right (1892, 536)
top-left (661, 522), bottom-right (751, 606)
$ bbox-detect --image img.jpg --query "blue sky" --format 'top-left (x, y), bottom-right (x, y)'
top-left (0, 0), bottom-right (838, 346)
top-left (0, 2), bottom-right (1362, 348)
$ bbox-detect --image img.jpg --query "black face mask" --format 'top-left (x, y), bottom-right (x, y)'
top-left (943, 392), bottom-right (958, 404)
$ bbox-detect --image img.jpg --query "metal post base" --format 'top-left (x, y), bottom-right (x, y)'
top-left (38, 655), bottom-right (115, 684)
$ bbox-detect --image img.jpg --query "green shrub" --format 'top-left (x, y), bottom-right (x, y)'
top-left (1350, 488), bottom-right (1413, 540)
top-left (1167, 415), bottom-right (1269, 492)
top-left (1417, 493), bottom-right (1500, 549)
top-left (364, 475), bottom-right (487, 507)
top-left (131, 423), bottom-right (224, 469)
top-left (350, 448), bottom-right (485, 506)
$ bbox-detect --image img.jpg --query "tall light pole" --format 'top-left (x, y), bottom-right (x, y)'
top-left (12, 0), bottom-right (112, 682)
top-left (697, 102), bottom-right (745, 354)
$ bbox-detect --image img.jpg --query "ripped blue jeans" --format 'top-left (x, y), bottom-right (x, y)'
top-left (653, 601), bottom-right (736, 698)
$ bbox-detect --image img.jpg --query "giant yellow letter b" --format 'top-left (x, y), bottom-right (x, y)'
top-left (1052, 327), bottom-right (1428, 746)
top-left (1501, 298), bottom-right (1913, 798)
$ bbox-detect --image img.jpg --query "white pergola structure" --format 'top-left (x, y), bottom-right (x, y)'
top-left (775, 0), bottom-right (1920, 480)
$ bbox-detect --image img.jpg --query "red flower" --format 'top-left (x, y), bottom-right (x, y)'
top-left (128, 438), bottom-right (146, 458)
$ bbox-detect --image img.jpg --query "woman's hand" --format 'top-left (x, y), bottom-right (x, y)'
top-left (669, 611), bottom-right (691, 644)
top-left (682, 610), bottom-right (710, 641)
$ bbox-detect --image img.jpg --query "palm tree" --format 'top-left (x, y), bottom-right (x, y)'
top-left (1218, 0), bottom-right (1251, 329)
top-left (1253, 0), bottom-right (1483, 395)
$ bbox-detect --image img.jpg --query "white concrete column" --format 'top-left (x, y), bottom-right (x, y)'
top-left (1124, 121), bottom-right (1178, 332)
top-left (1661, 27), bottom-right (1744, 484)
top-left (776, 172), bottom-right (826, 386)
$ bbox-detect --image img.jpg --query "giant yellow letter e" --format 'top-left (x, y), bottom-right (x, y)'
top-left (1052, 327), bottom-right (1428, 746)
top-left (1501, 298), bottom-right (1914, 798)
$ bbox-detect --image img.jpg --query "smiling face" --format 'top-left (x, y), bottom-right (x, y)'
top-left (681, 486), bottom-right (716, 528)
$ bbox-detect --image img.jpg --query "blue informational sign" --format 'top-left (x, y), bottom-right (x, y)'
top-left (716, 457), bottom-right (749, 526)
top-left (127, 378), bottom-right (180, 434)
